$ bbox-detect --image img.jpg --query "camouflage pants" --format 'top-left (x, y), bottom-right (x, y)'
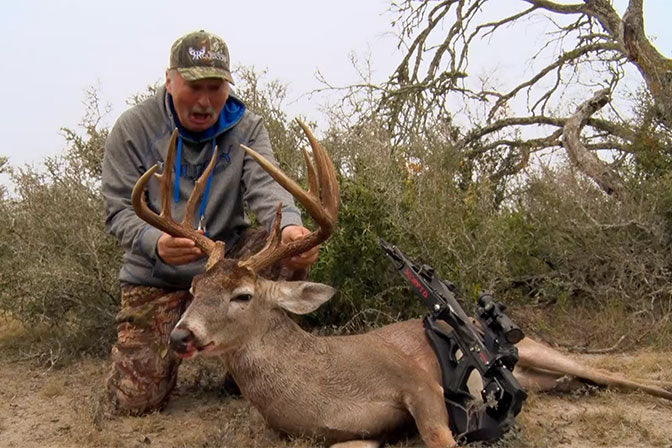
top-left (106, 228), bottom-right (307, 414)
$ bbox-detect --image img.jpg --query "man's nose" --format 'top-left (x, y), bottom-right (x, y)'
top-left (195, 93), bottom-right (211, 108)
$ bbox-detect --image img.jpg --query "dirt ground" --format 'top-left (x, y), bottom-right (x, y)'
top-left (1, 323), bottom-right (672, 448)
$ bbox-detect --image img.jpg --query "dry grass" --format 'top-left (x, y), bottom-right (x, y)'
top-left (0, 315), bottom-right (39, 349)
top-left (40, 377), bottom-right (66, 399)
top-left (510, 303), bottom-right (672, 352)
top-left (2, 314), bottom-right (672, 448)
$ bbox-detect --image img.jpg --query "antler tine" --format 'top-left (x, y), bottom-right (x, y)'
top-left (254, 203), bottom-right (284, 262)
top-left (239, 120), bottom-right (339, 273)
top-left (131, 129), bottom-right (217, 255)
top-left (182, 145), bottom-right (219, 227)
top-left (157, 129), bottom-right (179, 219)
top-left (302, 147), bottom-right (319, 198)
top-left (296, 120), bottom-right (339, 219)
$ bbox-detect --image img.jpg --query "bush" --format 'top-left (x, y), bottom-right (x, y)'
top-left (308, 175), bottom-right (424, 330)
top-left (0, 90), bottom-right (121, 360)
top-left (306, 119), bottom-right (512, 328)
top-left (305, 114), bottom-right (672, 342)
top-left (500, 168), bottom-right (672, 311)
top-left (3, 70), bottom-right (672, 362)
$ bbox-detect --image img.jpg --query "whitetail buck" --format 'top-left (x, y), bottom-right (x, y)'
top-left (132, 122), bottom-right (672, 448)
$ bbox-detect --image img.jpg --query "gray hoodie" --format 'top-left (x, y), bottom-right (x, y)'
top-left (102, 85), bottom-right (302, 289)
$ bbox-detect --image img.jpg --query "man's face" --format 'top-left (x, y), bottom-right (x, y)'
top-left (166, 70), bottom-right (230, 133)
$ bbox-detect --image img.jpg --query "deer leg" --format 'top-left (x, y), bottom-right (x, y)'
top-left (514, 366), bottom-right (587, 393)
top-left (329, 440), bottom-right (381, 448)
top-left (516, 337), bottom-right (672, 400)
top-left (403, 381), bottom-right (458, 448)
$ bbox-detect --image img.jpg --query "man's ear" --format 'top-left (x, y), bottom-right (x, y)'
top-left (275, 281), bottom-right (336, 315)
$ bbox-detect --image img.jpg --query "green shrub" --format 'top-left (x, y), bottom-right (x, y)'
top-left (308, 175), bottom-right (424, 330)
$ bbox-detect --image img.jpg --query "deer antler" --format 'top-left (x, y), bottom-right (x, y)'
top-left (132, 129), bottom-right (220, 257)
top-left (239, 119), bottom-right (339, 273)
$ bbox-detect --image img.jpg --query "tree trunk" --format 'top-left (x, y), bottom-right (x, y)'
top-left (562, 88), bottom-right (626, 199)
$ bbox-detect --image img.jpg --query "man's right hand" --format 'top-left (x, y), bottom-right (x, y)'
top-left (157, 232), bottom-right (203, 265)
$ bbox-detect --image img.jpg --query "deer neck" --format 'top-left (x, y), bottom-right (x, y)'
top-left (223, 308), bottom-right (324, 406)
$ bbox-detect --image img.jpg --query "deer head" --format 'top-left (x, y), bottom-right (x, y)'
top-left (131, 121), bottom-right (339, 358)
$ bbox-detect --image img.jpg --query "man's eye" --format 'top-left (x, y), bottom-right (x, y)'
top-left (233, 293), bottom-right (252, 302)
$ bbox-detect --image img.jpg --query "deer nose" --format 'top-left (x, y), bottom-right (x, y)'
top-left (170, 327), bottom-right (194, 354)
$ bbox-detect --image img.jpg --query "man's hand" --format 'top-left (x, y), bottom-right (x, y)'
top-left (157, 232), bottom-right (203, 265)
top-left (281, 225), bottom-right (319, 270)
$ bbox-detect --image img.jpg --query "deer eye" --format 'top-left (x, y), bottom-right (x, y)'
top-left (233, 293), bottom-right (252, 302)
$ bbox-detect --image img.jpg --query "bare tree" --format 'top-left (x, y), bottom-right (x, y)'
top-left (370, 0), bottom-right (671, 195)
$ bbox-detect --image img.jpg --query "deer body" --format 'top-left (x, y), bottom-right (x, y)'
top-left (228, 321), bottom-right (423, 442)
top-left (175, 264), bottom-right (456, 447)
top-left (177, 269), bottom-right (672, 447)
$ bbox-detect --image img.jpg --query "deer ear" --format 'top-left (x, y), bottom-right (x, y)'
top-left (276, 282), bottom-right (336, 315)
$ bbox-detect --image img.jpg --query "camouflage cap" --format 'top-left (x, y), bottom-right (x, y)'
top-left (169, 30), bottom-right (234, 84)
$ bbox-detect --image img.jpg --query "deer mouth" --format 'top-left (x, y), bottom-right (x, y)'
top-left (174, 340), bottom-right (215, 359)
top-left (198, 341), bottom-right (216, 353)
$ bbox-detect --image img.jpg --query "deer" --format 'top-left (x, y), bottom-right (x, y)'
top-left (132, 121), bottom-right (672, 448)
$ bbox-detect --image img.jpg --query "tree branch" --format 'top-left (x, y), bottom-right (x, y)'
top-left (523, 0), bottom-right (585, 15)
top-left (620, 0), bottom-right (672, 122)
top-left (488, 41), bottom-right (622, 120)
top-left (562, 88), bottom-right (626, 198)
top-left (458, 113), bottom-right (634, 160)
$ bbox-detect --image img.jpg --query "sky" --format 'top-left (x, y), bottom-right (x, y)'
top-left (1, 0), bottom-right (670, 172)
top-left (0, 0), bottom-right (399, 168)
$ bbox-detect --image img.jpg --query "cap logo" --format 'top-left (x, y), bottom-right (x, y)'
top-left (188, 46), bottom-right (228, 64)
top-left (188, 46), bottom-right (207, 60)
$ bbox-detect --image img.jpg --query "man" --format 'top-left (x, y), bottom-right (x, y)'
top-left (102, 30), bottom-right (318, 414)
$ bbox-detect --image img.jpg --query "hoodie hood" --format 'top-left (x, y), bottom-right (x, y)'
top-left (168, 93), bottom-right (246, 143)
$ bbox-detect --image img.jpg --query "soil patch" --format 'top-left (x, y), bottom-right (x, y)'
top-left (1, 324), bottom-right (671, 447)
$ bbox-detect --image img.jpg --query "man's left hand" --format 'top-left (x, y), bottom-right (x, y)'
top-left (281, 225), bottom-right (319, 270)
